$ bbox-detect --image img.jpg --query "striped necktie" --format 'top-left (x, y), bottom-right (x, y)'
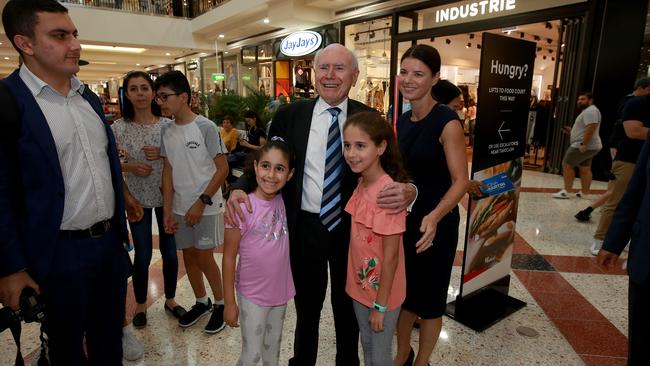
top-left (320, 107), bottom-right (343, 231)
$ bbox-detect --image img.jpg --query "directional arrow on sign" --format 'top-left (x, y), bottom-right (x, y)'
top-left (498, 121), bottom-right (511, 140)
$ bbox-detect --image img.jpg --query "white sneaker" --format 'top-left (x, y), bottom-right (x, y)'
top-left (590, 240), bottom-right (603, 256)
top-left (575, 190), bottom-right (583, 198)
top-left (122, 328), bottom-right (144, 361)
top-left (553, 189), bottom-right (570, 199)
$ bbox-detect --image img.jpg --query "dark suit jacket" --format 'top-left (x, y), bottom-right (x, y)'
top-left (0, 70), bottom-right (129, 281)
top-left (603, 130), bottom-right (650, 283)
top-left (267, 97), bottom-right (375, 236)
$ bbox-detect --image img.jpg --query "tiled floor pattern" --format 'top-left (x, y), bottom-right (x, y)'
top-left (1, 171), bottom-right (632, 366)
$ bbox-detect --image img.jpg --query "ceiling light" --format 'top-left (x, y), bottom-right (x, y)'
top-left (545, 22), bottom-right (552, 29)
top-left (466, 42), bottom-right (471, 48)
top-left (136, 63), bottom-right (140, 66)
top-left (547, 38), bottom-right (552, 44)
top-left (543, 55), bottom-right (547, 60)
top-left (354, 34), bottom-right (360, 42)
top-left (537, 47), bottom-right (542, 52)
top-left (534, 35), bottom-right (540, 41)
top-left (0, 42), bottom-right (3, 45)
top-left (3, 57), bottom-right (9, 60)
top-left (477, 44), bottom-right (481, 49)
top-left (165, 52), bottom-right (171, 56)
top-left (548, 49), bottom-right (553, 54)
top-left (224, 51), bottom-right (229, 54)
top-left (469, 34), bottom-right (474, 39)
top-left (446, 39), bottom-right (451, 45)
top-left (561, 43), bottom-right (565, 48)
top-left (263, 18), bottom-right (270, 24)
top-left (219, 34), bottom-right (225, 38)
top-left (81, 44), bottom-right (146, 53)
top-left (369, 31), bottom-right (375, 39)
top-left (552, 57), bottom-right (555, 61)
top-left (88, 61), bottom-right (117, 65)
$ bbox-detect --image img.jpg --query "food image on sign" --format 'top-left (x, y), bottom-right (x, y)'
top-left (464, 158), bottom-right (521, 281)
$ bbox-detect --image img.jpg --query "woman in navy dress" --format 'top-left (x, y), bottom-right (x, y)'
top-left (393, 45), bottom-right (469, 366)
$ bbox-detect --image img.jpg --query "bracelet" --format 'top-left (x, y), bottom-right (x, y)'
top-left (373, 301), bottom-right (387, 313)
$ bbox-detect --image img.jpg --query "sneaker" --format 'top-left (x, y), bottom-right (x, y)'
top-left (574, 208), bottom-right (592, 222)
top-left (204, 304), bottom-right (226, 334)
top-left (122, 328), bottom-right (144, 361)
top-left (178, 298), bottom-right (212, 328)
top-left (552, 189), bottom-right (570, 199)
top-left (590, 240), bottom-right (603, 256)
top-left (576, 191), bottom-right (583, 198)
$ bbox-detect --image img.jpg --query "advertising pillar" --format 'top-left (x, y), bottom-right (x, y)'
top-left (446, 32), bottom-right (536, 331)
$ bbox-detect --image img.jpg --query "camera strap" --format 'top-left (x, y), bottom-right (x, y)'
top-left (9, 321), bottom-right (24, 366)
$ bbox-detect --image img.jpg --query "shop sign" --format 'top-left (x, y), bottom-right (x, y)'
top-left (428, 0), bottom-right (586, 27)
top-left (280, 31), bottom-right (322, 57)
top-left (187, 61), bottom-right (198, 71)
top-left (242, 75), bottom-right (251, 81)
top-left (212, 73), bottom-right (225, 81)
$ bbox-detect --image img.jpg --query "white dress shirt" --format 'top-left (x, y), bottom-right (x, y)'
top-left (19, 65), bottom-right (115, 230)
top-left (301, 98), bottom-right (349, 213)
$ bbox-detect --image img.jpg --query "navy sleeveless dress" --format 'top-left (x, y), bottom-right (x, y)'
top-left (397, 103), bottom-right (461, 319)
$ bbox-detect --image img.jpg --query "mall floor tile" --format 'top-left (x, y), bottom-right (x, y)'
top-left (1, 170), bottom-right (633, 366)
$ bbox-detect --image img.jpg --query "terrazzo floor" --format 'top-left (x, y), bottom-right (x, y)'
top-left (1, 170), bottom-right (632, 366)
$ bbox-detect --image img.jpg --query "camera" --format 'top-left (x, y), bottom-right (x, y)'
top-left (0, 287), bottom-right (46, 333)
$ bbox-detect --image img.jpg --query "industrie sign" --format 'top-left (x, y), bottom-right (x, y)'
top-left (280, 31), bottom-right (323, 57)
top-left (427, 0), bottom-right (586, 27)
top-left (436, 0), bottom-right (516, 23)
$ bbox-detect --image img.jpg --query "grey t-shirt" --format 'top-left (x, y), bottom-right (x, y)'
top-left (570, 104), bottom-right (602, 150)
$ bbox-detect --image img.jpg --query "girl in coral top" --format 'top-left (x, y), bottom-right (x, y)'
top-left (342, 111), bottom-right (409, 366)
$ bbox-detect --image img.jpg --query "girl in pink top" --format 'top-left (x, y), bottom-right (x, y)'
top-left (222, 138), bottom-right (295, 366)
top-left (343, 112), bottom-right (408, 366)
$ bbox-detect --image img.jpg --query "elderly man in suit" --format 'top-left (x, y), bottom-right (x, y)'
top-left (0, 1), bottom-right (132, 364)
top-left (227, 43), bottom-right (416, 365)
top-left (597, 129), bottom-right (650, 366)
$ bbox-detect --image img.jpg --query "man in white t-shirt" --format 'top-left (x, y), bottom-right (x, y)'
top-left (156, 71), bottom-right (229, 334)
top-left (553, 92), bottom-right (602, 199)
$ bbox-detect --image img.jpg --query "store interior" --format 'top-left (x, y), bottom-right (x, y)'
top-left (345, 17), bottom-right (563, 169)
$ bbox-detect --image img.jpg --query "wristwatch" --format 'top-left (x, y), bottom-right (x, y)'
top-left (373, 301), bottom-right (387, 313)
top-left (199, 194), bottom-right (213, 206)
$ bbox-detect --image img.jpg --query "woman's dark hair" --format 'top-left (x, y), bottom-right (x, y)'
top-left (432, 79), bottom-right (461, 105)
top-left (344, 112), bottom-right (409, 183)
top-left (400, 44), bottom-right (441, 75)
top-left (122, 71), bottom-right (161, 121)
top-left (222, 115), bottom-right (234, 125)
top-left (242, 137), bottom-right (295, 192)
top-left (2, 0), bottom-right (68, 55)
top-left (243, 110), bottom-right (260, 128)
top-left (154, 70), bottom-right (191, 106)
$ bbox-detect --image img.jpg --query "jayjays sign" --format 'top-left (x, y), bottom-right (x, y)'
top-left (280, 31), bottom-right (322, 57)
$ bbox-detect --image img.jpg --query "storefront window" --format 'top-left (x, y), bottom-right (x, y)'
top-left (223, 56), bottom-right (239, 95)
top-left (344, 15), bottom-right (392, 116)
top-left (638, 1), bottom-right (650, 78)
top-left (241, 65), bottom-right (258, 96)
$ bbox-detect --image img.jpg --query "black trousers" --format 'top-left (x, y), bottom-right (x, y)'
top-left (629, 276), bottom-right (650, 366)
top-left (288, 211), bottom-right (359, 366)
top-left (41, 228), bottom-right (130, 366)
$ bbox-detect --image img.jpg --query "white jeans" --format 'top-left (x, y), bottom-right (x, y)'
top-left (236, 293), bottom-right (287, 366)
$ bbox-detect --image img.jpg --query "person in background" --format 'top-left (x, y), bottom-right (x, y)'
top-left (240, 110), bottom-right (267, 152)
top-left (466, 98), bottom-right (477, 146)
top-left (431, 79), bottom-right (464, 118)
top-left (223, 138), bottom-right (296, 366)
top-left (575, 78), bottom-right (650, 224)
top-left (552, 92), bottom-right (602, 199)
top-left (393, 44), bottom-right (469, 366)
top-left (220, 115), bottom-right (239, 153)
top-left (0, 1), bottom-right (132, 363)
top-left (342, 112), bottom-right (408, 366)
top-left (156, 70), bottom-right (229, 334)
top-left (587, 80), bottom-right (650, 255)
top-left (112, 71), bottom-right (186, 330)
top-left (597, 134), bottom-right (650, 366)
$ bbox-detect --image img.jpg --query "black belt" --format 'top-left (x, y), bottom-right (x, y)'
top-left (58, 219), bottom-right (112, 240)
